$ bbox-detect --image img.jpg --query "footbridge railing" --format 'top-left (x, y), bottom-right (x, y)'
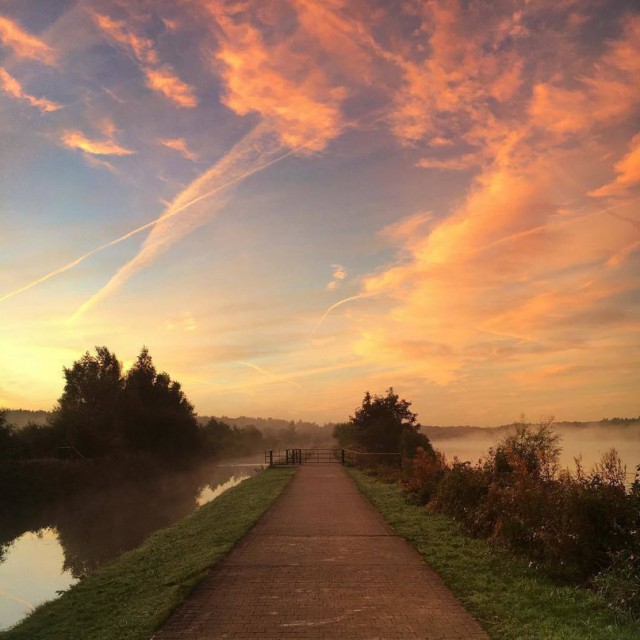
top-left (265, 448), bottom-right (401, 467)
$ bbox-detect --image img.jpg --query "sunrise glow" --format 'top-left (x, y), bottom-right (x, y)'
top-left (1, 0), bottom-right (638, 425)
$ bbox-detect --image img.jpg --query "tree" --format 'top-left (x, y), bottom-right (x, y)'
top-left (201, 418), bottom-right (233, 456)
top-left (120, 347), bottom-right (200, 456)
top-left (49, 346), bottom-right (200, 459)
top-left (51, 347), bottom-right (124, 456)
top-left (349, 388), bottom-right (434, 457)
top-left (332, 422), bottom-right (356, 447)
top-left (0, 409), bottom-right (16, 460)
top-left (491, 417), bottom-right (560, 481)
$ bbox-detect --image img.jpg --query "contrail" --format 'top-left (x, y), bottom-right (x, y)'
top-left (73, 123), bottom-right (290, 318)
top-left (2, 105), bottom-right (391, 310)
top-left (0, 125), bottom-right (292, 307)
top-left (237, 361), bottom-right (302, 389)
top-left (309, 293), bottom-right (374, 339)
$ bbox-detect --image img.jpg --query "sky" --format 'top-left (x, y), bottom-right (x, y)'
top-left (1, 0), bottom-right (639, 426)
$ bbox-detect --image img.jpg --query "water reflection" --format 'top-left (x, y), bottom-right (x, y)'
top-left (197, 474), bottom-right (249, 506)
top-left (0, 459), bottom-right (263, 630)
top-left (0, 529), bottom-right (75, 630)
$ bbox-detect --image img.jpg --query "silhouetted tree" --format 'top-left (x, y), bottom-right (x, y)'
top-left (332, 422), bottom-right (355, 447)
top-left (13, 422), bottom-right (61, 459)
top-left (47, 346), bottom-right (201, 459)
top-left (201, 418), bottom-right (233, 455)
top-left (349, 388), bottom-right (434, 457)
top-left (201, 419), bottom-right (265, 457)
top-left (0, 409), bottom-right (16, 460)
top-left (121, 347), bottom-right (200, 456)
top-left (50, 347), bottom-right (124, 457)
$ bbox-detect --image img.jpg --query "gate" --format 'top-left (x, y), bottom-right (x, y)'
top-left (265, 448), bottom-right (344, 465)
top-left (265, 448), bottom-right (403, 467)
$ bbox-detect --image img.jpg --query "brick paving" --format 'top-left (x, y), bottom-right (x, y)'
top-left (153, 464), bottom-right (490, 640)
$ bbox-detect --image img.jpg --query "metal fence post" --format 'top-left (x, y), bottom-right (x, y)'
top-left (269, 450), bottom-right (273, 466)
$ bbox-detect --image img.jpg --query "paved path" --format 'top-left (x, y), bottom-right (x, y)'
top-left (153, 464), bottom-right (489, 640)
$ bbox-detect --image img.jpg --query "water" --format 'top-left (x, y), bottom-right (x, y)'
top-left (0, 529), bottom-right (73, 629)
top-left (0, 459), bottom-right (263, 631)
top-left (431, 431), bottom-right (640, 484)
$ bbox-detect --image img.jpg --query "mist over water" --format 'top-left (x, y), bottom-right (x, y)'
top-left (0, 458), bottom-right (264, 631)
top-left (430, 424), bottom-right (640, 482)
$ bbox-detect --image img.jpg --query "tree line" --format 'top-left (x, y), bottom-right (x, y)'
top-left (0, 346), bottom-right (267, 462)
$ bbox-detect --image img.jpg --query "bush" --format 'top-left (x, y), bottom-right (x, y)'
top-left (399, 419), bottom-right (640, 616)
top-left (431, 460), bottom-right (492, 532)
top-left (593, 465), bottom-right (640, 619)
top-left (402, 447), bottom-right (446, 505)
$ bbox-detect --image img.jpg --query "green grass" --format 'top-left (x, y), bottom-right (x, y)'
top-left (1, 467), bottom-right (295, 640)
top-left (349, 468), bottom-right (640, 640)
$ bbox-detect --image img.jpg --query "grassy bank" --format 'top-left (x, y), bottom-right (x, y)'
top-left (1, 467), bottom-right (295, 640)
top-left (349, 468), bottom-right (640, 640)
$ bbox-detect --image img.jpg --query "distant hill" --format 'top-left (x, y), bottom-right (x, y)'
top-left (198, 415), bottom-right (330, 433)
top-left (197, 415), bottom-right (334, 447)
top-left (4, 409), bottom-right (51, 429)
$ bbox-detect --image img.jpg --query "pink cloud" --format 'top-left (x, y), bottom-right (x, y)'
top-left (0, 66), bottom-right (61, 111)
top-left (158, 137), bottom-right (197, 161)
top-left (61, 130), bottom-right (133, 156)
top-left (143, 66), bottom-right (197, 108)
top-left (352, 130), bottom-right (640, 386)
top-left (529, 17), bottom-right (640, 135)
top-left (589, 133), bottom-right (640, 198)
top-left (388, 1), bottom-right (526, 145)
top-left (206, 2), bottom-right (346, 151)
top-left (92, 11), bottom-right (197, 108)
top-left (417, 154), bottom-right (481, 171)
top-left (0, 15), bottom-right (56, 64)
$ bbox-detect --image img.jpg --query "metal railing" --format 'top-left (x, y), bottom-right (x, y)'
top-left (265, 448), bottom-right (343, 465)
top-left (264, 448), bottom-right (402, 467)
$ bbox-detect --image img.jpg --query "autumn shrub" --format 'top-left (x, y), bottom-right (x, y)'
top-left (399, 419), bottom-right (640, 615)
top-left (431, 460), bottom-right (492, 532)
top-left (402, 447), bottom-right (446, 504)
top-left (593, 466), bottom-right (640, 619)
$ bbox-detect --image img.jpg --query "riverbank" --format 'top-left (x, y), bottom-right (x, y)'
top-left (349, 468), bottom-right (640, 640)
top-left (0, 467), bottom-right (295, 640)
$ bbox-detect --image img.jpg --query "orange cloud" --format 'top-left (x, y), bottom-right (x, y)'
top-left (207, 2), bottom-right (345, 151)
top-left (529, 82), bottom-right (635, 135)
top-left (529, 17), bottom-right (640, 135)
top-left (61, 130), bottom-right (133, 156)
top-left (290, 0), bottom-right (378, 81)
top-left (92, 12), bottom-right (197, 108)
top-left (351, 136), bottom-right (640, 388)
top-left (589, 133), bottom-right (640, 198)
top-left (602, 15), bottom-right (640, 74)
top-left (158, 137), bottom-right (197, 161)
top-left (0, 66), bottom-right (61, 111)
top-left (326, 263), bottom-right (347, 290)
top-left (388, 1), bottom-right (525, 145)
top-left (92, 13), bottom-right (158, 65)
top-left (0, 15), bottom-right (55, 64)
top-left (143, 66), bottom-right (197, 108)
top-left (417, 154), bottom-right (480, 171)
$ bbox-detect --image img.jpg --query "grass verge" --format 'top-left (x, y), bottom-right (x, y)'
top-left (349, 468), bottom-right (640, 640)
top-left (1, 467), bottom-right (295, 640)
